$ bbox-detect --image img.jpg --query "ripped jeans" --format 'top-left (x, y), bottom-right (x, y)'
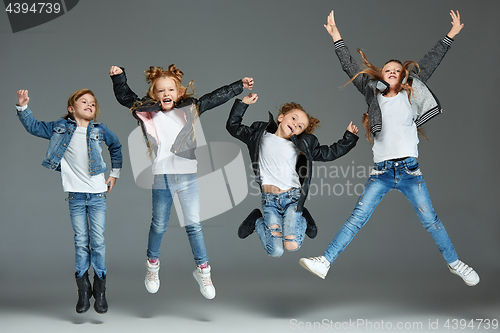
top-left (323, 157), bottom-right (458, 264)
top-left (255, 188), bottom-right (306, 258)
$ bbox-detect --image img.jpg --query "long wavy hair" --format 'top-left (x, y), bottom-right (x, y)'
top-left (346, 50), bottom-right (427, 143)
top-left (276, 102), bottom-right (320, 135)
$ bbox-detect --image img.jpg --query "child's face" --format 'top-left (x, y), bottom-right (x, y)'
top-left (69, 93), bottom-right (96, 123)
top-left (153, 77), bottom-right (180, 111)
top-left (276, 109), bottom-right (309, 139)
top-left (382, 61), bottom-right (403, 87)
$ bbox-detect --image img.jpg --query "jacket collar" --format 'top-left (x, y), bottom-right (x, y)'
top-left (265, 111), bottom-right (278, 133)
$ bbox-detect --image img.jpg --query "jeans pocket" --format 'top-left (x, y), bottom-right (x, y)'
top-left (404, 167), bottom-right (422, 177)
top-left (404, 161), bottom-right (422, 176)
top-left (369, 166), bottom-right (387, 176)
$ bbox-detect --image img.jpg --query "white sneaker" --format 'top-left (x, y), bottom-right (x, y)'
top-left (299, 256), bottom-right (330, 279)
top-left (193, 265), bottom-right (216, 299)
top-left (448, 260), bottom-right (480, 286)
top-left (145, 259), bottom-right (160, 293)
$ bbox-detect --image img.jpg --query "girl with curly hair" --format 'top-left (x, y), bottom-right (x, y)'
top-left (109, 64), bottom-right (253, 299)
top-left (227, 93), bottom-right (359, 257)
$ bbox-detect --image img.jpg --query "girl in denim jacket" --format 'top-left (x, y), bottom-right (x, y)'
top-left (109, 64), bottom-right (253, 299)
top-left (299, 11), bottom-right (479, 286)
top-left (300, 10), bottom-right (479, 287)
top-left (16, 89), bottom-right (123, 314)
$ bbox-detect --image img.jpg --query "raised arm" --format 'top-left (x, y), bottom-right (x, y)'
top-left (324, 10), bottom-right (376, 97)
top-left (16, 90), bottom-right (56, 140)
top-left (109, 66), bottom-right (140, 109)
top-left (226, 94), bottom-right (259, 144)
top-left (197, 77), bottom-right (253, 115)
top-left (414, 10), bottom-right (464, 83)
top-left (309, 122), bottom-right (359, 162)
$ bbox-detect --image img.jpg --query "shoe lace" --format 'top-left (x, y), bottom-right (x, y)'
top-left (309, 256), bottom-right (328, 266)
top-left (199, 272), bottom-right (213, 287)
top-left (147, 270), bottom-right (158, 282)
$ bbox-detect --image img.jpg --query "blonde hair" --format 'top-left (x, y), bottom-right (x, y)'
top-left (277, 102), bottom-right (320, 134)
top-left (64, 89), bottom-right (100, 121)
top-left (144, 64), bottom-right (193, 102)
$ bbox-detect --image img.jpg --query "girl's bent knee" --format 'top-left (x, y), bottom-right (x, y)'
top-left (284, 235), bottom-right (299, 251)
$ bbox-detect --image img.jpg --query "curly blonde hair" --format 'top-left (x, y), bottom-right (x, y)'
top-left (277, 102), bottom-right (320, 134)
top-left (144, 64), bottom-right (194, 102)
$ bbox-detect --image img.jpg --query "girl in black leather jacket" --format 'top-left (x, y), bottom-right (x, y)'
top-left (227, 93), bottom-right (358, 258)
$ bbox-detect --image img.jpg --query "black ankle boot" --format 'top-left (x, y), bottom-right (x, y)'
top-left (75, 271), bottom-right (92, 314)
top-left (93, 273), bottom-right (108, 314)
top-left (303, 207), bottom-right (317, 239)
top-left (238, 208), bottom-right (262, 239)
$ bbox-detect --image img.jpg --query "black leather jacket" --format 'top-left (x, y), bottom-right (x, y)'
top-left (227, 99), bottom-right (359, 212)
top-left (111, 68), bottom-right (244, 159)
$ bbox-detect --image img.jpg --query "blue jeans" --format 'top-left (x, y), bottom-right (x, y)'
top-left (68, 192), bottom-right (107, 279)
top-left (147, 174), bottom-right (209, 265)
top-left (256, 188), bottom-right (307, 257)
top-left (323, 157), bottom-right (458, 264)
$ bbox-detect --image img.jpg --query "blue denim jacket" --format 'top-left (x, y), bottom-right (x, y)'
top-left (17, 106), bottom-right (123, 175)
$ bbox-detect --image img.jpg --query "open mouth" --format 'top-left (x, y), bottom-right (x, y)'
top-left (288, 125), bottom-right (294, 133)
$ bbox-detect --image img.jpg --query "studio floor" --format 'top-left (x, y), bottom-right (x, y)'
top-left (1, 261), bottom-right (498, 333)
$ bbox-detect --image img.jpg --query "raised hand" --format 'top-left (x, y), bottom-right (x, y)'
top-left (324, 10), bottom-right (342, 41)
top-left (109, 66), bottom-right (123, 76)
top-left (242, 77), bottom-right (254, 90)
top-left (347, 121), bottom-right (359, 135)
top-left (447, 10), bottom-right (464, 39)
top-left (17, 90), bottom-right (29, 106)
top-left (242, 93), bottom-right (258, 105)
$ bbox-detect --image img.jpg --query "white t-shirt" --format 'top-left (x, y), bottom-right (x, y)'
top-left (372, 91), bottom-right (419, 163)
top-left (258, 131), bottom-right (301, 191)
top-left (15, 104), bottom-right (119, 192)
top-left (151, 109), bottom-right (198, 175)
top-left (61, 127), bottom-right (107, 193)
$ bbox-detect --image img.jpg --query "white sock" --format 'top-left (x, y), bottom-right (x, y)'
top-left (449, 260), bottom-right (460, 268)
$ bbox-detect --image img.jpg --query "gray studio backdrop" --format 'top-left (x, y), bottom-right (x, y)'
top-left (1, 1), bottom-right (499, 332)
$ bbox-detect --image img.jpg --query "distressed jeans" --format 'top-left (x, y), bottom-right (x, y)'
top-left (323, 157), bottom-right (458, 264)
top-left (256, 188), bottom-right (307, 258)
